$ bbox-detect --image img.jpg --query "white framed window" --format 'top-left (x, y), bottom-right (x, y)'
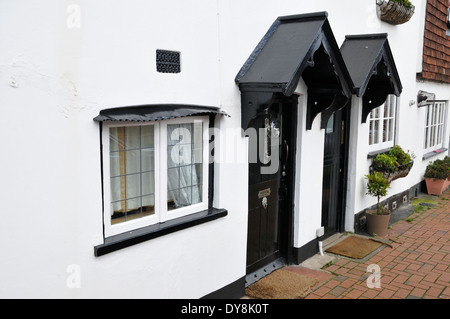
top-left (368, 95), bottom-right (397, 151)
top-left (424, 101), bottom-right (448, 153)
top-left (102, 116), bottom-right (209, 237)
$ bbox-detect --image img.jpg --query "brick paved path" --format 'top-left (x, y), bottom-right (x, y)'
top-left (303, 193), bottom-right (450, 299)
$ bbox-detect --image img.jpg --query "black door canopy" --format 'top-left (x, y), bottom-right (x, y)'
top-left (235, 12), bottom-right (353, 130)
top-left (235, 12), bottom-right (352, 97)
top-left (340, 33), bottom-right (402, 123)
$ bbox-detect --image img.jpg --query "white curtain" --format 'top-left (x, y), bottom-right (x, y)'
top-left (167, 122), bottom-right (202, 210)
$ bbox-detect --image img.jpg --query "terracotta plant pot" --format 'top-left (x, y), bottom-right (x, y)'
top-left (425, 178), bottom-right (448, 196)
top-left (365, 210), bottom-right (390, 237)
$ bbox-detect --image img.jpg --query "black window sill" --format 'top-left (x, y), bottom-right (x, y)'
top-left (422, 148), bottom-right (448, 160)
top-left (94, 207), bottom-right (227, 257)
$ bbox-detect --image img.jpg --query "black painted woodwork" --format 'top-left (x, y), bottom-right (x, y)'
top-left (340, 34), bottom-right (402, 123)
top-left (245, 97), bottom-right (297, 274)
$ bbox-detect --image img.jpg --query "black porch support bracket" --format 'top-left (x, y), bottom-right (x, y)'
top-left (361, 86), bottom-right (391, 123)
top-left (320, 92), bottom-right (350, 129)
top-left (306, 89), bottom-right (350, 130)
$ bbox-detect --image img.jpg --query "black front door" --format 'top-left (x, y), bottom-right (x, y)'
top-left (321, 107), bottom-right (348, 235)
top-left (246, 98), bottom-right (296, 274)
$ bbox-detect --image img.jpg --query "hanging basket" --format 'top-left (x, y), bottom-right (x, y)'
top-left (370, 161), bottom-right (414, 183)
top-left (377, 0), bottom-right (415, 25)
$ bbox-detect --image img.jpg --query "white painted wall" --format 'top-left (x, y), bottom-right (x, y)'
top-left (0, 0), bottom-right (448, 298)
top-left (0, 0), bottom-right (242, 299)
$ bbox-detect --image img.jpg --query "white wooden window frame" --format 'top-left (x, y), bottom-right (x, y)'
top-left (424, 101), bottom-right (448, 153)
top-left (102, 116), bottom-right (209, 238)
top-left (368, 95), bottom-right (397, 152)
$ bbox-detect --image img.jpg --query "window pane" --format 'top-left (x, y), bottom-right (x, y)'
top-left (437, 125), bottom-right (442, 145)
top-left (180, 165), bottom-right (193, 187)
top-left (141, 148), bottom-right (154, 172)
top-left (167, 122), bottom-right (203, 211)
top-left (168, 145), bottom-right (180, 168)
top-left (142, 171), bottom-right (155, 196)
top-left (125, 150), bottom-right (140, 174)
top-left (167, 124), bottom-right (181, 146)
top-left (141, 125), bottom-right (154, 148)
top-left (125, 126), bottom-right (140, 149)
top-left (382, 119), bottom-right (394, 143)
top-left (388, 119), bottom-right (393, 141)
top-left (110, 127), bottom-right (124, 151)
top-left (111, 200), bottom-right (126, 225)
top-left (109, 125), bottom-right (155, 225)
top-left (194, 163), bottom-right (203, 186)
top-left (431, 126), bottom-right (436, 146)
top-left (326, 114), bottom-right (334, 134)
top-left (142, 195), bottom-right (155, 217)
top-left (374, 107), bottom-right (380, 118)
top-left (374, 120), bottom-right (379, 144)
top-left (126, 173), bottom-right (141, 199)
top-left (110, 176), bottom-right (124, 202)
top-left (178, 187), bottom-right (192, 207)
top-left (389, 100), bottom-right (395, 117)
top-left (126, 198), bottom-right (142, 221)
top-left (168, 189), bottom-right (180, 211)
top-left (168, 167), bottom-right (180, 190)
top-left (110, 152), bottom-right (121, 177)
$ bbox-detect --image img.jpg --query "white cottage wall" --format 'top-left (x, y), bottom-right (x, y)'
top-left (0, 0), bottom-right (244, 299)
top-left (293, 93), bottom-right (326, 248)
top-left (1, 0), bottom-right (449, 298)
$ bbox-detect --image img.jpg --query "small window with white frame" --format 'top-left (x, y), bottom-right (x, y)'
top-left (102, 116), bottom-right (209, 237)
top-left (368, 94), bottom-right (397, 151)
top-left (424, 101), bottom-right (448, 153)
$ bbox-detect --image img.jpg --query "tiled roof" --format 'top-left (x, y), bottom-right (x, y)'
top-left (420, 0), bottom-right (450, 83)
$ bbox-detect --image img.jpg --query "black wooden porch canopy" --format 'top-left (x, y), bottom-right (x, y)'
top-left (340, 33), bottom-right (402, 123)
top-left (235, 12), bottom-right (353, 130)
top-left (93, 104), bottom-right (229, 122)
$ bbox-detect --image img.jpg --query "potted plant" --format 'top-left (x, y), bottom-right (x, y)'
top-left (377, 0), bottom-right (415, 25)
top-left (424, 157), bottom-right (450, 196)
top-left (365, 171), bottom-right (391, 237)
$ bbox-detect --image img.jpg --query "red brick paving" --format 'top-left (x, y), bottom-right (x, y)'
top-left (303, 193), bottom-right (450, 299)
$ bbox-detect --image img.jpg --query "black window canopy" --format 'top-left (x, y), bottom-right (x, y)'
top-left (93, 104), bottom-right (229, 123)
